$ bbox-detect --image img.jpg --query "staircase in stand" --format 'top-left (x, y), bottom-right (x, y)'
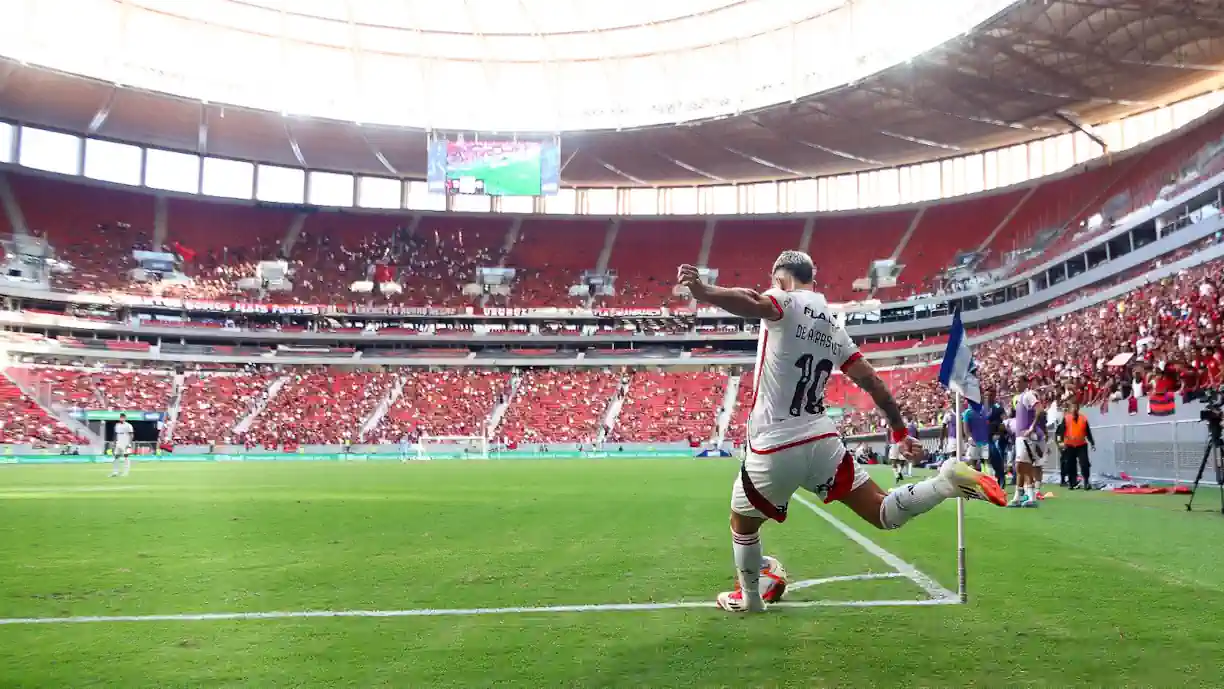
top-left (233, 375), bottom-right (289, 435)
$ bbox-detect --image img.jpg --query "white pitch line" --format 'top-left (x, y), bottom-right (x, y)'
top-left (792, 493), bottom-right (958, 602)
top-left (787, 572), bottom-right (905, 591)
top-left (0, 597), bottom-right (957, 626)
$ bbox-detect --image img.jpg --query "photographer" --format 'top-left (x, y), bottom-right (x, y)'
top-left (1056, 401), bottom-right (1096, 490)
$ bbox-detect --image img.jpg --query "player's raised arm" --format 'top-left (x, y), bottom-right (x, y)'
top-left (676, 264), bottom-right (782, 321)
top-left (844, 356), bottom-right (920, 458)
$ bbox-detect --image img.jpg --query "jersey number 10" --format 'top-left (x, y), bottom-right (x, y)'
top-left (790, 354), bottom-right (834, 417)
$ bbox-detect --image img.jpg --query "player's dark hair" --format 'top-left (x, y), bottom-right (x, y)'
top-left (772, 250), bottom-right (815, 284)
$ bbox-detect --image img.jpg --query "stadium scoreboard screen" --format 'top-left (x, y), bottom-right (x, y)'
top-left (428, 136), bottom-right (560, 197)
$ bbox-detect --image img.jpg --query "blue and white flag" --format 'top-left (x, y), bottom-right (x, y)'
top-left (938, 309), bottom-right (982, 411)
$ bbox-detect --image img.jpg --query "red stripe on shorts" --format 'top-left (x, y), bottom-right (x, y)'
top-left (740, 462), bottom-right (788, 523)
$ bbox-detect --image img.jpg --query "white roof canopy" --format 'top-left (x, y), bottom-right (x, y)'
top-left (0, 0), bottom-right (1012, 131)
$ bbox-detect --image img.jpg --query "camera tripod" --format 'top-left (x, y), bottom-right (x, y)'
top-left (1185, 421), bottom-right (1224, 514)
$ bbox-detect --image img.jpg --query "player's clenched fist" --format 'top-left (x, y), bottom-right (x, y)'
top-left (896, 436), bottom-right (924, 462)
top-left (676, 264), bottom-right (701, 287)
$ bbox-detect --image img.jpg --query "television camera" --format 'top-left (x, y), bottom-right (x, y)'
top-left (1186, 387), bottom-right (1224, 514)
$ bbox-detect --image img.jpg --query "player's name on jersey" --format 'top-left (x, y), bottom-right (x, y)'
top-left (793, 322), bottom-right (846, 358)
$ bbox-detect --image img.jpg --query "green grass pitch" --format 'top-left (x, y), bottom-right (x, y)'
top-left (448, 154), bottom-right (541, 196)
top-left (1, 460), bottom-right (1223, 687)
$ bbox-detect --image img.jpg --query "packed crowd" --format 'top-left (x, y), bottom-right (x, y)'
top-left (496, 370), bottom-right (621, 444)
top-left (610, 370), bottom-right (727, 443)
top-left (370, 370), bottom-right (511, 442)
top-left (837, 249), bottom-right (1224, 435)
top-left (242, 370), bottom-right (398, 446)
top-left (171, 372), bottom-right (278, 444)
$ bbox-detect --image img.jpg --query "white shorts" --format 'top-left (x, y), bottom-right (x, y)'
top-left (1015, 438), bottom-right (1045, 466)
top-left (732, 435), bottom-right (870, 522)
top-left (114, 443), bottom-right (131, 456)
top-left (971, 443), bottom-right (990, 461)
top-left (944, 438), bottom-right (959, 454)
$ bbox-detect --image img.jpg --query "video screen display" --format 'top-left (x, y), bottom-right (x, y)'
top-left (448, 141), bottom-right (541, 196)
top-left (427, 139), bottom-right (559, 196)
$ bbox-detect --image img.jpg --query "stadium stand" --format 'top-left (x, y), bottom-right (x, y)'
top-left (11, 174), bottom-right (154, 293)
top-left (288, 212), bottom-right (402, 304)
top-left (25, 367), bottom-right (175, 412)
top-left (371, 370), bottom-right (510, 441)
top-left (497, 369), bottom-right (620, 443)
top-left (245, 371), bottom-right (398, 446)
top-left (0, 377), bottom-right (83, 445)
top-left (984, 112), bottom-right (1224, 275)
top-left (879, 189), bottom-right (1027, 300)
top-left (613, 370), bottom-right (727, 442)
top-left (504, 219), bottom-right (607, 306)
top-left (172, 372), bottom-right (278, 444)
top-left (5, 109), bottom-right (1222, 310)
top-left (395, 215), bottom-right (509, 306)
top-left (809, 211), bottom-right (914, 302)
top-left (166, 196), bottom-right (294, 299)
top-left (601, 220), bottom-right (704, 308)
top-left (706, 219), bottom-right (806, 291)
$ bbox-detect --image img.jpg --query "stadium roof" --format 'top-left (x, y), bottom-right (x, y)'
top-left (1, 0), bottom-right (1223, 186)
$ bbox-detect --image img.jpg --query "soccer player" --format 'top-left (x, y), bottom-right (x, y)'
top-left (962, 402), bottom-right (992, 473)
top-left (677, 252), bottom-right (1007, 614)
top-left (889, 415), bottom-right (919, 482)
top-left (1008, 378), bottom-right (1043, 507)
top-left (937, 403), bottom-right (959, 460)
top-left (984, 389), bottom-right (1008, 487)
top-left (889, 441), bottom-right (907, 483)
top-left (110, 413), bottom-right (134, 478)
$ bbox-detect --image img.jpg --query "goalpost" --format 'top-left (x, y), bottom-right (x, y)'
top-left (412, 435), bottom-right (490, 461)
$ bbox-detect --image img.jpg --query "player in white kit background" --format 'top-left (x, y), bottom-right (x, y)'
top-left (110, 413), bottom-right (134, 478)
top-left (678, 251), bottom-right (1007, 613)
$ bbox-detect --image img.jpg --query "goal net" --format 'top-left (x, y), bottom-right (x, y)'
top-left (413, 435), bottom-right (489, 461)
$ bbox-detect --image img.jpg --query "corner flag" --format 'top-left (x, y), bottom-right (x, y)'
top-left (938, 309), bottom-right (982, 411)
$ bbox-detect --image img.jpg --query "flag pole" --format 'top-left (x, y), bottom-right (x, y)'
top-left (955, 390), bottom-right (968, 604)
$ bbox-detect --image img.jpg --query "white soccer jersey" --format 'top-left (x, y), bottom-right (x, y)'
top-left (114, 422), bottom-right (134, 447)
top-left (747, 288), bottom-right (861, 453)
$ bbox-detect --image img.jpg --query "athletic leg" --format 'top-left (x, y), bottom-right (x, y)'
top-left (840, 460), bottom-right (1007, 530)
top-left (728, 510), bottom-right (767, 611)
top-left (722, 450), bottom-right (802, 613)
top-left (805, 438), bottom-right (1005, 531)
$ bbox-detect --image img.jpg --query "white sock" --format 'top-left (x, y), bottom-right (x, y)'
top-left (732, 530), bottom-right (763, 602)
top-left (1025, 485), bottom-right (1036, 500)
top-left (1013, 485), bottom-right (1025, 502)
top-left (122, 456), bottom-right (131, 476)
top-left (111, 456), bottom-right (121, 475)
top-left (880, 477), bottom-right (956, 529)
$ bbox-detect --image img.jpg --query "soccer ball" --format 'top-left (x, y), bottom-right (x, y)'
top-left (759, 555), bottom-right (788, 602)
